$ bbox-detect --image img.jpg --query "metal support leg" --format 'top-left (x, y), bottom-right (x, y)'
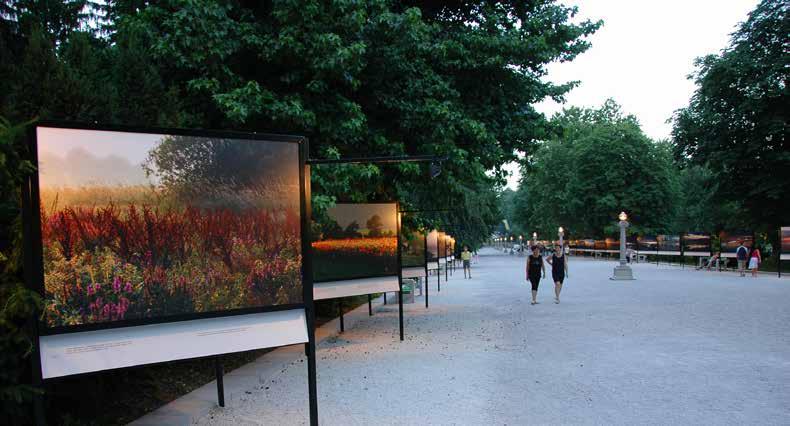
top-left (338, 299), bottom-right (344, 333)
top-left (33, 388), bottom-right (45, 426)
top-left (368, 294), bottom-right (373, 316)
top-left (398, 286), bottom-right (404, 341)
top-left (425, 276), bottom-right (429, 308)
top-left (306, 332), bottom-right (318, 426)
top-left (215, 357), bottom-right (225, 407)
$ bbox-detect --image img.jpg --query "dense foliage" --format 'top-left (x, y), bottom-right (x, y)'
top-left (0, 1), bottom-right (600, 423)
top-left (512, 100), bottom-right (681, 239)
top-left (672, 0), bottom-right (788, 237)
top-left (0, 119), bottom-right (41, 425)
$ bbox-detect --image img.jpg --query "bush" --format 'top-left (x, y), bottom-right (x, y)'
top-left (0, 117), bottom-right (41, 425)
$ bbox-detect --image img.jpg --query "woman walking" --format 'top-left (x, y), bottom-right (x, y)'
top-left (546, 243), bottom-right (569, 304)
top-left (749, 245), bottom-right (762, 277)
top-left (526, 245), bottom-right (545, 305)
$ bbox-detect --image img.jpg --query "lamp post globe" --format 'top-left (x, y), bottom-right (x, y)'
top-left (611, 211), bottom-right (635, 280)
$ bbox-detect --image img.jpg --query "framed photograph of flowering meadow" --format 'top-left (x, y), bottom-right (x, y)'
top-left (311, 203), bottom-right (399, 283)
top-left (28, 124), bottom-right (308, 335)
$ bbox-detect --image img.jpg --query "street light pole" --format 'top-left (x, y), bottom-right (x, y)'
top-left (611, 211), bottom-right (635, 280)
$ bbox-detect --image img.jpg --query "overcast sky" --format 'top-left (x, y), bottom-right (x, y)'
top-left (504, 0), bottom-right (759, 190)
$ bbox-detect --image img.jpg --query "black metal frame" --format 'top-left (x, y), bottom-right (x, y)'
top-left (24, 122), bottom-right (318, 426)
top-left (312, 202), bottom-right (401, 284)
top-left (424, 232), bottom-right (429, 308)
top-left (29, 122), bottom-right (310, 335)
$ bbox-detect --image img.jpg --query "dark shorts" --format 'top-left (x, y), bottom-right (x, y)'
top-left (463, 260), bottom-right (470, 268)
top-left (528, 275), bottom-right (541, 291)
top-left (552, 272), bottom-right (565, 284)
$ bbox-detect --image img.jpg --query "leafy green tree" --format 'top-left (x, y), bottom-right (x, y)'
top-left (0, 1), bottom-right (601, 421)
top-left (366, 214), bottom-right (384, 237)
top-left (343, 221), bottom-right (361, 238)
top-left (114, 0), bottom-right (599, 247)
top-left (672, 0), bottom-right (788, 236)
top-left (519, 100), bottom-right (681, 238)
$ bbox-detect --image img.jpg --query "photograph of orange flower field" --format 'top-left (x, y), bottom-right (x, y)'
top-left (36, 127), bottom-right (303, 330)
top-left (312, 203), bottom-right (397, 282)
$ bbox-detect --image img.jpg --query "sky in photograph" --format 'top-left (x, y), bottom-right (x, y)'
top-left (37, 127), bottom-right (162, 187)
top-left (37, 127), bottom-right (301, 193)
top-left (327, 204), bottom-right (398, 233)
top-left (504, 0), bottom-right (760, 190)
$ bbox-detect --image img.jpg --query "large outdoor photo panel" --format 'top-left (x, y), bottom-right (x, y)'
top-left (782, 227), bottom-right (790, 260)
top-left (637, 235), bottom-right (657, 252)
top-left (719, 231), bottom-right (753, 257)
top-left (438, 232), bottom-right (447, 258)
top-left (683, 232), bottom-right (711, 256)
top-left (427, 230), bottom-right (439, 267)
top-left (33, 126), bottom-right (304, 334)
top-left (657, 234), bottom-right (681, 254)
top-left (312, 203), bottom-right (398, 282)
top-left (401, 230), bottom-right (426, 268)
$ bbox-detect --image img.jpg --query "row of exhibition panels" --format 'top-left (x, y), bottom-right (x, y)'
top-left (564, 229), bottom-right (790, 260)
top-left (23, 123), bottom-right (465, 425)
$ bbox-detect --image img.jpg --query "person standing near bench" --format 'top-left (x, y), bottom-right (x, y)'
top-left (526, 245), bottom-right (545, 305)
top-left (546, 243), bottom-right (569, 304)
top-left (736, 241), bottom-right (749, 277)
top-left (461, 246), bottom-right (473, 279)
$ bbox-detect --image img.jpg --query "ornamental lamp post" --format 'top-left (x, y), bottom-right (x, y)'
top-left (611, 211), bottom-right (635, 280)
top-left (558, 226), bottom-right (564, 246)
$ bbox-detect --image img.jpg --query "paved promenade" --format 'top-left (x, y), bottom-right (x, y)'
top-left (141, 248), bottom-right (790, 425)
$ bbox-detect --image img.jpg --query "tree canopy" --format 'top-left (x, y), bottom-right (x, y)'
top-left (1, 0), bottom-right (600, 247)
top-left (671, 0), bottom-right (788, 234)
top-left (512, 100), bottom-right (680, 239)
top-left (0, 2), bottom-right (601, 421)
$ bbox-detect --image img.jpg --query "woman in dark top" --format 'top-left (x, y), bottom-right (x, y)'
top-left (546, 244), bottom-right (569, 304)
top-left (525, 245), bottom-right (545, 305)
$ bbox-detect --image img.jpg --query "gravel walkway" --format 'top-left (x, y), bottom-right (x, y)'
top-left (194, 248), bottom-right (790, 425)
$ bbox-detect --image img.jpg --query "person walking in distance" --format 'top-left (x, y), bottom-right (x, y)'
top-left (735, 240), bottom-right (749, 277)
top-left (546, 242), bottom-right (569, 304)
top-left (526, 245), bottom-right (545, 305)
top-left (461, 246), bottom-right (473, 279)
top-left (749, 245), bottom-right (762, 277)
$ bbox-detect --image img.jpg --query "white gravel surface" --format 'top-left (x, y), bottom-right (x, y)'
top-left (192, 248), bottom-right (790, 425)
